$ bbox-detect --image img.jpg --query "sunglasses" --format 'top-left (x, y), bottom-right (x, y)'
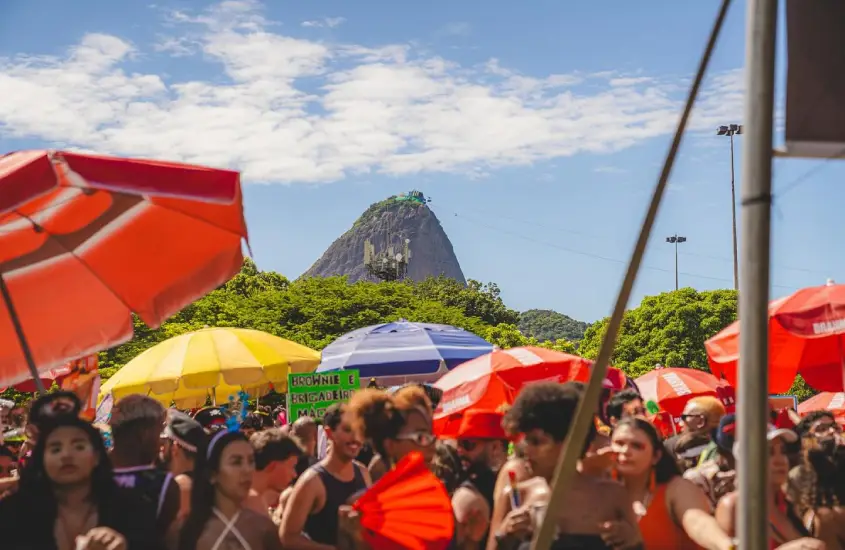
top-left (811, 422), bottom-right (842, 436)
top-left (681, 414), bottom-right (706, 423)
top-left (394, 431), bottom-right (436, 447)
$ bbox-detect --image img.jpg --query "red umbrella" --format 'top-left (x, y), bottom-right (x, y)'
top-left (797, 392), bottom-right (845, 417)
top-left (635, 367), bottom-right (735, 418)
top-left (433, 347), bottom-right (626, 436)
top-left (706, 280), bottom-right (845, 393)
top-left (0, 150), bottom-right (248, 390)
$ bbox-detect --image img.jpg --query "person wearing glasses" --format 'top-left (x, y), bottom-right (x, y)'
top-left (788, 410), bottom-right (845, 549)
top-left (665, 397), bottom-right (726, 470)
top-left (453, 410), bottom-right (509, 549)
top-left (342, 385), bottom-right (450, 548)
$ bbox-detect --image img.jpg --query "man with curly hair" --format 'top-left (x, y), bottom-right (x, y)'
top-left (490, 382), bottom-right (642, 550)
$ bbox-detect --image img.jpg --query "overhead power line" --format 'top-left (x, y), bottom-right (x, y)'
top-left (430, 203), bottom-right (802, 292)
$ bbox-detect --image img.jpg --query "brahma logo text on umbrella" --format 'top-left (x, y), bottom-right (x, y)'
top-left (812, 319), bottom-right (845, 335)
top-left (440, 395), bottom-right (471, 414)
top-left (660, 372), bottom-right (692, 396)
top-left (828, 394), bottom-right (845, 410)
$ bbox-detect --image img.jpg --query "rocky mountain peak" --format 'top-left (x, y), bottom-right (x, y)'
top-left (302, 193), bottom-right (466, 284)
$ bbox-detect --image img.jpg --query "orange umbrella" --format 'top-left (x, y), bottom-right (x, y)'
top-left (0, 150), bottom-right (248, 391)
top-left (635, 367), bottom-right (736, 418)
top-left (706, 280), bottom-right (845, 393)
top-left (797, 392), bottom-right (845, 417)
top-left (432, 347), bottom-right (626, 437)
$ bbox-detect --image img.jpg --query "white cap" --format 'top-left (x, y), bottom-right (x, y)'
top-left (732, 424), bottom-right (797, 459)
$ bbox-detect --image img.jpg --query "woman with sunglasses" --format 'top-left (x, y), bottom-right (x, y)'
top-left (345, 386), bottom-right (459, 549)
top-left (348, 385), bottom-right (437, 474)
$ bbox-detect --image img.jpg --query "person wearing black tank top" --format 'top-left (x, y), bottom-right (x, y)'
top-left (109, 395), bottom-right (181, 537)
top-left (280, 405), bottom-right (371, 549)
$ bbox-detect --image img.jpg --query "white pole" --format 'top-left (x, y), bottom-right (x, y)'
top-left (737, 0), bottom-right (777, 547)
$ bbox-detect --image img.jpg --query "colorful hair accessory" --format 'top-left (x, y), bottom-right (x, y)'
top-left (223, 390), bottom-right (251, 434)
top-left (94, 423), bottom-right (113, 450)
top-left (646, 400), bottom-right (660, 415)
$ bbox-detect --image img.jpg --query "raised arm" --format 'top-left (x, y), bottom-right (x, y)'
top-left (279, 472), bottom-right (334, 550)
top-left (670, 477), bottom-right (735, 550)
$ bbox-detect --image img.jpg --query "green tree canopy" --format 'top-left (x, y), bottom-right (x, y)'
top-left (518, 309), bottom-right (588, 342)
top-left (579, 288), bottom-right (738, 379)
top-left (412, 276), bottom-right (520, 327)
top-left (91, 264), bottom-right (569, 379)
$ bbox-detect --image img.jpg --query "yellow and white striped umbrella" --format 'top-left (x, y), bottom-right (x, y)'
top-left (100, 327), bottom-right (319, 406)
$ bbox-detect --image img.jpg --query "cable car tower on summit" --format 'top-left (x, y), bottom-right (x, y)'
top-left (362, 190), bottom-right (427, 281)
top-left (363, 237), bottom-right (411, 282)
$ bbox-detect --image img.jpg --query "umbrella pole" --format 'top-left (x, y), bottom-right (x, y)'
top-left (529, 1), bottom-right (733, 548)
top-left (0, 273), bottom-right (46, 395)
top-left (737, 0), bottom-right (777, 548)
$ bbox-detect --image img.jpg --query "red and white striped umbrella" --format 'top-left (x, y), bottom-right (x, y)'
top-left (798, 392), bottom-right (845, 416)
top-left (635, 367), bottom-right (735, 418)
top-left (433, 347), bottom-right (626, 436)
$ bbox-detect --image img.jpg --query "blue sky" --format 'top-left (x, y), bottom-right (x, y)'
top-left (2, 0), bottom-right (843, 323)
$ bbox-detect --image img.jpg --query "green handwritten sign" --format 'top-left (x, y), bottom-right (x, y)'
top-left (287, 370), bottom-right (360, 422)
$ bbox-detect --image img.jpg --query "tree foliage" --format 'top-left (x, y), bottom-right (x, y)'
top-left (91, 262), bottom-right (566, 379)
top-left (412, 276), bottom-right (520, 327)
top-left (519, 309), bottom-right (589, 342)
top-left (579, 288), bottom-right (739, 379)
top-left (4, 265), bottom-right (817, 405)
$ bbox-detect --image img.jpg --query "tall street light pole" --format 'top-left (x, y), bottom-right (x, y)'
top-left (666, 234), bottom-right (687, 290)
top-left (717, 124), bottom-right (743, 291)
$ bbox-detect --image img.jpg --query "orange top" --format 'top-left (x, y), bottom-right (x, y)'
top-left (638, 483), bottom-right (701, 550)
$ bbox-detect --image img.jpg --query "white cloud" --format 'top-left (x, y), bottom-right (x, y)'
top-left (0, 0), bottom-right (745, 184)
top-left (153, 36), bottom-right (198, 57)
top-left (301, 17), bottom-right (345, 29)
top-left (594, 166), bottom-right (627, 174)
top-left (609, 76), bottom-right (653, 87)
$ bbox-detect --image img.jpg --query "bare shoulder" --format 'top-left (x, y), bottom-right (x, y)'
top-left (295, 466), bottom-right (320, 486)
top-left (667, 475), bottom-right (700, 496)
top-left (716, 490), bottom-right (739, 512)
top-left (291, 467), bottom-right (325, 500)
top-left (519, 477), bottom-right (550, 504)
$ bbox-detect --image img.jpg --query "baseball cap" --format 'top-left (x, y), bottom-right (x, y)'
top-left (163, 410), bottom-right (206, 453)
top-left (732, 423), bottom-right (798, 460)
top-left (713, 413), bottom-right (737, 453)
top-left (456, 410), bottom-right (508, 440)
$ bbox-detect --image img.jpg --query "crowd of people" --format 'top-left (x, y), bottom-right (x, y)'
top-left (0, 380), bottom-right (842, 549)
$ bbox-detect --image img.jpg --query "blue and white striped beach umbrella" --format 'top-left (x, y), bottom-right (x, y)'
top-left (317, 320), bottom-right (494, 385)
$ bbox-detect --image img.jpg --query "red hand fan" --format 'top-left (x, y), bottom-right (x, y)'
top-left (353, 451), bottom-right (454, 550)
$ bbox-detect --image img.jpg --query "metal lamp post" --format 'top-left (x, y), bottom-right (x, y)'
top-left (666, 234), bottom-right (687, 290)
top-left (717, 124), bottom-right (743, 291)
